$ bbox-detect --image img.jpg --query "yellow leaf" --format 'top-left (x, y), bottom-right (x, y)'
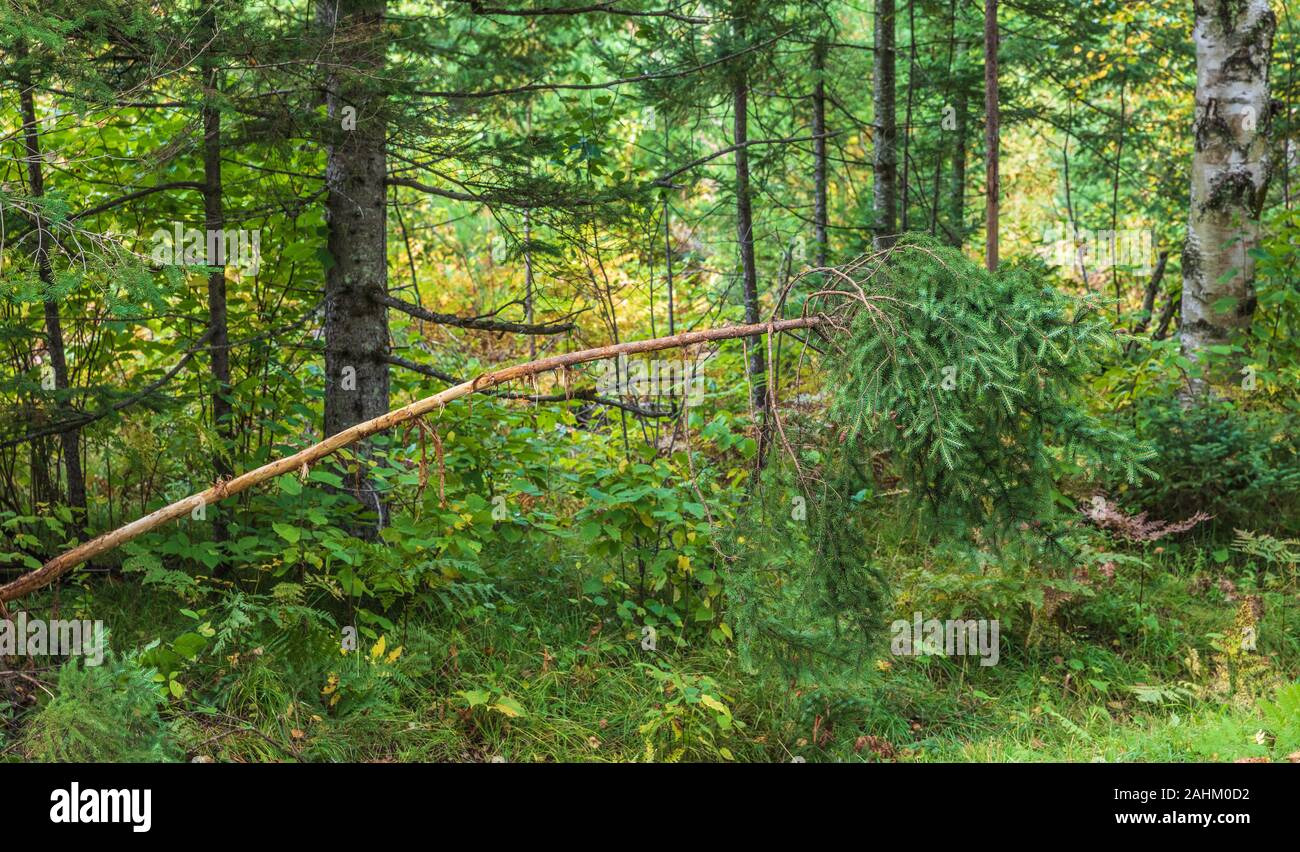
top-left (370, 635), bottom-right (386, 661)
top-left (677, 554), bottom-right (691, 574)
top-left (700, 694), bottom-right (730, 717)
top-left (387, 645), bottom-right (404, 663)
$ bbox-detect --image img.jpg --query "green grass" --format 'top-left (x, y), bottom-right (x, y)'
top-left (5, 537), bottom-right (1299, 763)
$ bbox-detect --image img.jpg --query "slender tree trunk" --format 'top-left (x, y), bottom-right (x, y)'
top-left (873, 0), bottom-right (898, 249)
top-left (19, 65), bottom-right (87, 538)
top-left (664, 118), bottom-right (676, 336)
top-left (983, 0), bottom-right (999, 272)
top-left (319, 0), bottom-right (390, 522)
top-left (1181, 0), bottom-right (1276, 395)
top-left (901, 0), bottom-right (918, 232)
top-left (525, 102), bottom-right (536, 358)
top-left (200, 24), bottom-right (233, 555)
top-left (1111, 28), bottom-right (1128, 318)
top-left (734, 66), bottom-right (765, 413)
top-left (812, 38), bottom-right (829, 267)
top-left (949, 88), bottom-right (967, 246)
top-left (944, 0), bottom-right (967, 247)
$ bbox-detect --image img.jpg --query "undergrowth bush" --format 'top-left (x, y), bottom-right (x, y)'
top-left (730, 238), bottom-right (1153, 680)
top-left (21, 654), bottom-right (177, 762)
top-left (1122, 396), bottom-right (1300, 534)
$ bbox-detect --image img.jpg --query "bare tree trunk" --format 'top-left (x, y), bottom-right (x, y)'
top-left (200, 18), bottom-right (233, 556)
top-left (949, 88), bottom-right (967, 247)
top-left (734, 65), bottom-right (765, 413)
top-left (873, 0), bottom-right (897, 249)
top-left (19, 63), bottom-right (87, 539)
top-left (1181, 0), bottom-right (1277, 395)
top-left (983, 0), bottom-right (999, 272)
top-left (944, 0), bottom-right (968, 247)
top-left (319, 0), bottom-right (391, 523)
top-left (812, 38), bottom-right (829, 267)
top-left (901, 0), bottom-right (918, 232)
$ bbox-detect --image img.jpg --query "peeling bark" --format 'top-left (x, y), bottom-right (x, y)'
top-left (1181, 0), bottom-right (1276, 394)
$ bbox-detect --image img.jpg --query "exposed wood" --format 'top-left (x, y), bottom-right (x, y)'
top-left (0, 317), bottom-right (823, 604)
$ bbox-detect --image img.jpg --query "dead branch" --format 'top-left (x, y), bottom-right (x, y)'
top-left (0, 316), bottom-right (823, 604)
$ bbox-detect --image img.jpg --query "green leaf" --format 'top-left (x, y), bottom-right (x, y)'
top-left (272, 522), bottom-right (301, 544)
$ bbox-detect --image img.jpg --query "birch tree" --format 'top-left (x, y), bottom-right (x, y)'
top-left (1181, 0), bottom-right (1276, 394)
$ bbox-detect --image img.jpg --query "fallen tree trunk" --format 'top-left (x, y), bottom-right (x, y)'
top-left (0, 316), bottom-right (824, 605)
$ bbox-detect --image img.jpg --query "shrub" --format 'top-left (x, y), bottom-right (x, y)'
top-left (1123, 396), bottom-right (1300, 534)
top-left (21, 653), bottom-right (177, 762)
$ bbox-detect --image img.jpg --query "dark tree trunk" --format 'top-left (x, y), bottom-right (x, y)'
top-left (200, 21), bottom-right (233, 554)
top-left (812, 38), bottom-right (829, 267)
top-left (319, 0), bottom-right (391, 522)
top-left (984, 0), bottom-right (999, 271)
top-left (873, 0), bottom-right (897, 249)
top-left (19, 68), bottom-right (87, 539)
top-left (948, 33), bottom-right (968, 246)
top-left (734, 67), bottom-right (765, 413)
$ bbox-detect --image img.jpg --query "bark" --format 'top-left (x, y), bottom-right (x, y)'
top-left (812, 38), bottom-right (829, 267)
top-left (949, 88), bottom-right (967, 246)
top-left (733, 56), bottom-right (766, 413)
top-left (19, 65), bottom-right (87, 538)
top-left (1181, 0), bottom-right (1276, 394)
top-left (983, 0), bottom-right (999, 272)
top-left (873, 0), bottom-right (898, 249)
top-left (1133, 250), bottom-right (1171, 335)
top-left (374, 291), bottom-right (575, 334)
top-left (319, 0), bottom-right (391, 521)
top-left (901, 0), bottom-right (918, 232)
top-left (200, 21), bottom-right (234, 553)
top-left (0, 316), bottom-right (824, 605)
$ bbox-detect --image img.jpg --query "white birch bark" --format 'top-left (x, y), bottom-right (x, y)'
top-left (1181, 0), bottom-right (1276, 393)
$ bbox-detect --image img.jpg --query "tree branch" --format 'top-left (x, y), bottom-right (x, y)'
top-left (0, 316), bottom-right (824, 603)
top-left (0, 327), bottom-right (216, 451)
top-left (375, 291), bottom-right (578, 335)
top-left (385, 353), bottom-right (675, 416)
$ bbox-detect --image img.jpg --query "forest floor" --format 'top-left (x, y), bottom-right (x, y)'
top-left (6, 527), bottom-right (1296, 764)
